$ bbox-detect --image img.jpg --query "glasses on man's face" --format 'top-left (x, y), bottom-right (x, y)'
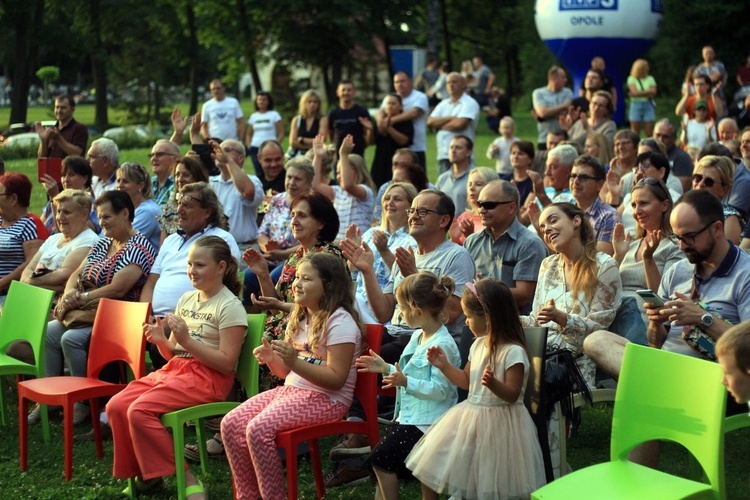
top-left (177, 194), bottom-right (203, 207)
top-left (569, 173), bottom-right (601, 182)
top-left (669, 221), bottom-right (716, 246)
top-left (87, 154), bottom-right (103, 161)
top-left (406, 207), bottom-right (443, 218)
top-left (476, 200), bottom-right (514, 210)
top-left (692, 173), bottom-right (722, 188)
top-left (222, 147), bottom-right (243, 154)
top-left (148, 151), bottom-right (175, 159)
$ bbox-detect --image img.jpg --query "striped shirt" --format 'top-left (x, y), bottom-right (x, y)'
top-left (81, 233), bottom-right (156, 301)
top-left (0, 214), bottom-right (48, 286)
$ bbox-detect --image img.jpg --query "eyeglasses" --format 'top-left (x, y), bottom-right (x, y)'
top-left (669, 221), bottom-right (716, 246)
top-left (692, 174), bottom-right (723, 188)
top-left (569, 173), bottom-right (601, 182)
top-left (476, 200), bottom-right (514, 210)
top-left (86, 154), bottom-right (103, 161)
top-left (406, 208), bottom-right (444, 218)
top-left (148, 152), bottom-right (176, 159)
top-left (222, 147), bottom-right (244, 154)
top-left (177, 194), bottom-right (203, 207)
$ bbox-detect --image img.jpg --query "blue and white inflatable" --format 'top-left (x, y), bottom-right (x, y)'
top-left (535, 0), bottom-right (663, 123)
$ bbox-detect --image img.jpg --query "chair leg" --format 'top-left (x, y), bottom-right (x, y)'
top-left (171, 420), bottom-right (188, 500)
top-left (63, 403), bottom-right (75, 480)
top-left (19, 395), bottom-right (28, 472)
top-left (195, 419), bottom-right (209, 475)
top-left (126, 477), bottom-right (137, 499)
top-left (285, 441), bottom-right (298, 500)
top-left (309, 439), bottom-right (325, 499)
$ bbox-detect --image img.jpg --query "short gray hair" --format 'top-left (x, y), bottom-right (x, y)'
top-left (154, 138), bottom-right (180, 156)
top-left (547, 144), bottom-right (579, 168)
top-left (91, 137), bottom-right (119, 166)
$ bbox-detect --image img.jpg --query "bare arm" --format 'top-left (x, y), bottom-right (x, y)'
top-left (340, 239), bottom-right (395, 323)
top-left (236, 117), bottom-right (246, 142)
top-left (139, 273), bottom-right (159, 304)
top-left (427, 115), bottom-right (453, 129)
top-left (510, 281), bottom-right (536, 310)
top-left (534, 100), bottom-right (571, 120)
top-left (311, 134), bottom-right (335, 200)
top-left (275, 120), bottom-right (285, 143)
top-left (244, 124), bottom-right (254, 149)
top-left (86, 264), bottom-right (145, 301)
top-left (388, 107), bottom-right (423, 125)
top-left (339, 135), bottom-right (368, 200)
top-left (23, 246), bottom-right (90, 293)
top-left (674, 91), bottom-right (689, 116)
top-left (441, 117), bottom-right (471, 132)
top-left (210, 140), bottom-right (256, 199)
top-left (283, 342), bottom-right (355, 390)
top-left (483, 363), bottom-right (524, 403)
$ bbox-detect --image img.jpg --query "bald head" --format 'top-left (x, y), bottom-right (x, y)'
top-left (446, 72), bottom-right (467, 99)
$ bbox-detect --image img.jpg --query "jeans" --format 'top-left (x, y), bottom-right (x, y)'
top-left (608, 296), bottom-right (647, 346)
top-left (45, 319), bottom-right (93, 377)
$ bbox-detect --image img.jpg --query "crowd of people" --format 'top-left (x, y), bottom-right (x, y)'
top-left (2, 45), bottom-right (750, 499)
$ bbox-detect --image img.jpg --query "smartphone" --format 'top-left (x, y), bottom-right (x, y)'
top-left (38, 157), bottom-right (62, 184)
top-left (636, 289), bottom-right (665, 307)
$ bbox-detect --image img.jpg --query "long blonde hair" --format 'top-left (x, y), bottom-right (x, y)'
top-left (549, 203), bottom-right (599, 302)
top-left (285, 253), bottom-right (363, 351)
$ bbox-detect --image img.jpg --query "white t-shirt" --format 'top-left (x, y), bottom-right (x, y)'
top-left (151, 226), bottom-right (241, 316)
top-left (209, 174), bottom-right (264, 244)
top-left (247, 110), bottom-right (283, 148)
top-left (285, 307), bottom-right (363, 407)
top-left (685, 119), bottom-right (716, 150)
top-left (430, 93), bottom-right (480, 160)
top-left (486, 136), bottom-right (519, 176)
top-left (201, 97), bottom-right (244, 141)
top-left (35, 229), bottom-right (100, 272)
top-left (380, 89), bottom-right (429, 153)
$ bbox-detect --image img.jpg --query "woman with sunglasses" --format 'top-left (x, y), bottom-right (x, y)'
top-left (608, 177), bottom-right (682, 343)
top-left (116, 162), bottom-right (162, 250)
top-left (691, 155), bottom-right (743, 245)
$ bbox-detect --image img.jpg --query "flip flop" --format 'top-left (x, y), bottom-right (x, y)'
top-left (185, 479), bottom-right (208, 500)
top-left (184, 436), bottom-right (226, 462)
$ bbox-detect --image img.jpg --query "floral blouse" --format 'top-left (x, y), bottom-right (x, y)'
top-left (521, 252), bottom-right (622, 386)
top-left (258, 193), bottom-right (297, 251)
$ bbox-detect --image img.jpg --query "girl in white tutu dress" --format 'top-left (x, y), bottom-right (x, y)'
top-left (406, 278), bottom-right (546, 499)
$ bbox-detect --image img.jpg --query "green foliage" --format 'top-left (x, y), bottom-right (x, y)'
top-left (35, 66), bottom-right (60, 83)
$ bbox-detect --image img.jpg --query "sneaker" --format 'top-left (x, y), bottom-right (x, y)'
top-left (27, 404), bottom-right (60, 425)
top-left (323, 463), bottom-right (370, 488)
top-left (74, 423), bottom-right (112, 442)
top-left (329, 433), bottom-right (371, 460)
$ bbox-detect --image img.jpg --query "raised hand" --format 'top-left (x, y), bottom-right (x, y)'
top-left (355, 349), bottom-right (388, 373)
top-left (243, 248), bottom-right (270, 276)
top-left (642, 229), bottom-right (664, 261)
top-left (426, 345), bottom-right (448, 369)
top-left (35, 122), bottom-right (51, 141)
top-left (339, 134), bottom-right (355, 156)
top-left (612, 222), bottom-right (631, 260)
top-left (143, 317), bottom-right (168, 345)
top-left (382, 361), bottom-right (407, 389)
top-left (458, 217), bottom-right (474, 237)
top-left (209, 139), bottom-right (227, 165)
top-left (345, 223), bottom-right (362, 247)
top-left (528, 171), bottom-right (545, 199)
top-left (341, 239), bottom-right (375, 272)
top-left (190, 112), bottom-right (202, 135)
top-left (312, 134), bottom-right (327, 157)
top-left (253, 337), bottom-right (275, 365)
top-left (171, 108), bottom-right (187, 133)
top-left (41, 174), bottom-right (60, 197)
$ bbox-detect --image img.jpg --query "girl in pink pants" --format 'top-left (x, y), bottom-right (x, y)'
top-left (222, 252), bottom-right (364, 500)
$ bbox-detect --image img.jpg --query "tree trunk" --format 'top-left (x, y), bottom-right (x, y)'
top-left (89, 0), bottom-right (109, 131)
top-left (186, 0), bottom-right (199, 115)
top-left (438, 0), bottom-right (452, 70)
top-left (249, 57), bottom-right (262, 94)
top-left (236, 0), bottom-right (262, 93)
top-left (425, 0), bottom-right (440, 60)
top-left (9, 0), bottom-right (45, 125)
top-left (154, 83), bottom-right (162, 124)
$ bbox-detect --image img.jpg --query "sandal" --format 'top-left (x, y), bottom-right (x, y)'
top-left (185, 479), bottom-right (208, 500)
top-left (184, 436), bottom-right (226, 462)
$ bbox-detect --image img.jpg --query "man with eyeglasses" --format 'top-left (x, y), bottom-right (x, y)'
top-left (435, 135), bottom-right (474, 215)
top-left (464, 180), bottom-right (547, 315)
top-left (568, 154), bottom-right (620, 256)
top-left (149, 139), bottom-right (179, 206)
top-left (200, 79), bottom-right (244, 141)
top-left (585, 189), bottom-right (750, 466)
top-left (209, 139), bottom-right (264, 261)
top-left (87, 137), bottom-right (119, 198)
top-left (653, 119), bottom-right (694, 193)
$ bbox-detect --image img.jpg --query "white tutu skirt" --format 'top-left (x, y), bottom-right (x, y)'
top-left (405, 399), bottom-right (547, 500)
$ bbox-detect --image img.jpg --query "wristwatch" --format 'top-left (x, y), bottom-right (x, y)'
top-left (700, 313), bottom-right (714, 329)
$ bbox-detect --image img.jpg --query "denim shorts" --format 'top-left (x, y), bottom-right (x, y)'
top-left (629, 100), bottom-right (655, 123)
top-left (608, 296), bottom-right (647, 345)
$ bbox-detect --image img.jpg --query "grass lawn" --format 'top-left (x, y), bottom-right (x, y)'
top-left (1, 389), bottom-right (748, 499)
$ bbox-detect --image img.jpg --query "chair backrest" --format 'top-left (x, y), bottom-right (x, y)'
top-left (0, 281), bottom-right (55, 375)
top-left (86, 299), bottom-right (151, 381)
top-left (356, 323), bottom-right (384, 425)
top-left (236, 313), bottom-right (266, 398)
top-left (523, 326), bottom-right (553, 484)
top-left (614, 344), bottom-right (726, 494)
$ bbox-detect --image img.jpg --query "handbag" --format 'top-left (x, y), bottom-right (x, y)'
top-left (59, 275), bottom-right (100, 329)
top-left (543, 347), bottom-right (592, 420)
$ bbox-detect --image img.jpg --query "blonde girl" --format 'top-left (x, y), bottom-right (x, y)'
top-left (356, 272), bottom-right (460, 500)
top-left (221, 252), bottom-right (364, 500)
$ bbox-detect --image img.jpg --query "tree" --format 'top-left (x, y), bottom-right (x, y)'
top-left (35, 65), bottom-right (59, 103)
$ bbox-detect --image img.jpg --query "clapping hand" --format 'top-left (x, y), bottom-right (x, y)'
top-left (164, 313), bottom-right (190, 345)
top-left (253, 338), bottom-right (275, 365)
top-left (341, 238), bottom-right (375, 272)
top-left (371, 230), bottom-right (388, 253)
top-left (642, 229), bottom-right (664, 261)
top-left (382, 361), bottom-right (407, 389)
top-left (426, 346), bottom-right (448, 369)
top-left (271, 338), bottom-right (297, 366)
top-left (143, 317), bottom-right (168, 345)
top-left (355, 349), bottom-right (389, 373)
top-left (345, 223), bottom-right (362, 247)
top-left (395, 246), bottom-right (417, 277)
top-left (481, 365), bottom-right (496, 387)
top-left (612, 222), bottom-right (631, 260)
top-left (242, 248), bottom-right (269, 276)
top-left (537, 298), bottom-right (564, 326)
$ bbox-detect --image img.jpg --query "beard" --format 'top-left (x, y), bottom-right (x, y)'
top-left (684, 241), bottom-right (714, 264)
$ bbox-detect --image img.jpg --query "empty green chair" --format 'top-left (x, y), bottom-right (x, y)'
top-left (126, 313), bottom-right (265, 500)
top-left (532, 343), bottom-right (726, 500)
top-left (0, 281), bottom-right (54, 436)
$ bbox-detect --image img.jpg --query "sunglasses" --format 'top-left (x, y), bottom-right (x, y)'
top-left (476, 200), bottom-right (514, 210)
top-left (692, 174), bottom-right (723, 188)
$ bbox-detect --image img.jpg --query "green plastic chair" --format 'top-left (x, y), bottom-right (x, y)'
top-left (126, 313), bottom-right (265, 500)
top-left (0, 281), bottom-right (54, 436)
top-left (532, 343), bottom-right (726, 500)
